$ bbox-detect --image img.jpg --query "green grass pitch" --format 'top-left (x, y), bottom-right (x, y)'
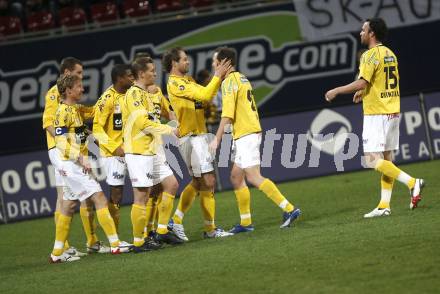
top-left (1, 160), bottom-right (439, 293)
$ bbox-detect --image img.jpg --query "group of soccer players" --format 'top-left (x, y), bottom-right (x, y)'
top-left (44, 17), bottom-right (425, 264)
top-left (44, 46), bottom-right (301, 263)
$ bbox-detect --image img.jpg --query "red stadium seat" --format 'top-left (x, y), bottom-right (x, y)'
top-left (155, 0), bottom-right (184, 13)
top-left (123, 0), bottom-right (150, 18)
top-left (91, 2), bottom-right (119, 23)
top-left (0, 16), bottom-right (22, 36)
top-left (27, 11), bottom-right (55, 32)
top-left (59, 7), bottom-right (87, 28)
top-left (188, 0), bottom-right (214, 8)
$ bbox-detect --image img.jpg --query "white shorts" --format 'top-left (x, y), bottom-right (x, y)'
top-left (232, 133), bottom-right (261, 169)
top-left (362, 114), bottom-right (400, 153)
top-left (125, 153), bottom-right (173, 188)
top-left (178, 134), bottom-right (214, 177)
top-left (100, 156), bottom-right (127, 186)
top-left (48, 148), bottom-right (64, 187)
top-left (58, 160), bottom-right (102, 202)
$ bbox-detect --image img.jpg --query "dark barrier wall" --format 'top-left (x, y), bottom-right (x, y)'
top-left (0, 2), bottom-right (439, 154)
top-left (1, 93), bottom-right (438, 223)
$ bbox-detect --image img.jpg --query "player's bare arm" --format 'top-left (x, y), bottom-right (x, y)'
top-left (209, 116), bottom-right (232, 151)
top-left (325, 79), bottom-right (368, 102)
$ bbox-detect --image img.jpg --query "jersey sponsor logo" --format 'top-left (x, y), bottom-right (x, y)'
top-left (54, 127), bottom-right (67, 136)
top-left (113, 113), bottom-right (122, 130)
top-left (179, 85), bottom-right (185, 91)
top-left (75, 126), bottom-right (88, 144)
top-left (112, 171), bottom-right (124, 179)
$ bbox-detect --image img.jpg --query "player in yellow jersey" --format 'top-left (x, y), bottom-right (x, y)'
top-left (122, 57), bottom-right (182, 251)
top-left (42, 57), bottom-right (105, 256)
top-left (210, 47), bottom-right (301, 232)
top-left (93, 64), bottom-right (134, 250)
top-left (325, 18), bottom-right (424, 217)
top-left (162, 47), bottom-right (233, 240)
top-left (49, 75), bottom-right (130, 263)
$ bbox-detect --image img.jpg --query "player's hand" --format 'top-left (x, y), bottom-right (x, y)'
top-left (215, 59), bottom-right (232, 79)
top-left (114, 146), bottom-right (125, 157)
top-left (353, 90), bottom-right (363, 103)
top-left (209, 137), bottom-right (219, 153)
top-left (325, 89), bottom-right (338, 102)
top-left (78, 156), bottom-right (91, 174)
top-left (172, 127), bottom-right (180, 138)
top-left (147, 85), bottom-right (159, 94)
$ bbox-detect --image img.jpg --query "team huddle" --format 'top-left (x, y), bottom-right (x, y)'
top-left (45, 47), bottom-right (301, 263)
top-left (44, 18), bottom-right (425, 264)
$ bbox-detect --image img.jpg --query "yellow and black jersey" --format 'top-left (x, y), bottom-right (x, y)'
top-left (358, 45), bottom-right (400, 115)
top-left (122, 85), bottom-right (173, 155)
top-left (93, 86), bottom-right (124, 157)
top-left (166, 74), bottom-right (220, 137)
top-left (43, 84), bottom-right (95, 150)
top-left (54, 102), bottom-right (89, 161)
top-left (221, 72), bottom-right (261, 139)
top-left (42, 85), bottom-right (61, 150)
top-left (149, 87), bottom-right (173, 122)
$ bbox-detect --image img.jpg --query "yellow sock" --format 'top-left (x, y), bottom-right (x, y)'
top-left (157, 192), bottom-right (175, 234)
top-left (378, 174), bottom-right (395, 209)
top-left (234, 187), bottom-right (252, 226)
top-left (152, 197), bottom-right (159, 231)
top-left (173, 184), bottom-right (197, 224)
top-left (131, 204), bottom-right (146, 247)
top-left (54, 211), bottom-right (70, 250)
top-left (52, 214), bottom-right (72, 256)
top-left (200, 190), bottom-right (216, 232)
top-left (96, 207), bottom-right (119, 247)
top-left (144, 196), bottom-right (157, 238)
top-left (375, 159), bottom-right (416, 189)
top-left (80, 206), bottom-right (98, 247)
top-left (259, 179), bottom-right (294, 213)
top-left (107, 202), bottom-right (120, 233)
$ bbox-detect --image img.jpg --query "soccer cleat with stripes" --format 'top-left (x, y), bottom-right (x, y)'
top-left (64, 246), bottom-right (87, 257)
top-left (156, 231), bottom-right (184, 245)
top-left (280, 208), bottom-right (301, 228)
top-left (364, 207), bottom-right (391, 218)
top-left (410, 179), bottom-right (425, 209)
top-left (169, 219), bottom-right (189, 241)
top-left (132, 237), bottom-right (163, 253)
top-left (49, 252), bottom-right (80, 263)
top-left (203, 228), bottom-right (234, 238)
top-left (87, 241), bottom-right (111, 254)
top-left (228, 224), bottom-right (255, 234)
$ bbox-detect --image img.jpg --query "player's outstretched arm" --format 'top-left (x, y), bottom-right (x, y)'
top-left (325, 79), bottom-right (368, 102)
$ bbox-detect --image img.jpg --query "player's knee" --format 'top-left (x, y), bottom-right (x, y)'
top-left (62, 201), bottom-right (76, 215)
top-left (93, 192), bottom-right (108, 209)
top-left (165, 176), bottom-right (179, 195)
top-left (246, 173), bottom-right (264, 188)
top-left (230, 172), bottom-right (242, 187)
top-left (202, 173), bottom-right (216, 190)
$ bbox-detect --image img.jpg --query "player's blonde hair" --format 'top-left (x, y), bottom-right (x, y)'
top-left (57, 74), bottom-right (81, 100)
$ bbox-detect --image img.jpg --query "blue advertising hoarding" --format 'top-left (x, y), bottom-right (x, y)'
top-left (1, 94), bottom-right (437, 223)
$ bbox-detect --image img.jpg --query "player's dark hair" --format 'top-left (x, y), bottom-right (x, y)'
top-left (196, 69), bottom-right (211, 85)
top-left (111, 64), bottom-right (131, 84)
top-left (131, 57), bottom-right (154, 79)
top-left (367, 18), bottom-right (388, 43)
top-left (215, 47), bottom-right (237, 67)
top-left (57, 74), bottom-right (81, 99)
top-left (162, 47), bottom-right (184, 73)
top-left (60, 57), bottom-right (82, 74)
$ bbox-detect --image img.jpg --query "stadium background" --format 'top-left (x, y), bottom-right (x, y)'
top-left (0, 0), bottom-right (439, 223)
